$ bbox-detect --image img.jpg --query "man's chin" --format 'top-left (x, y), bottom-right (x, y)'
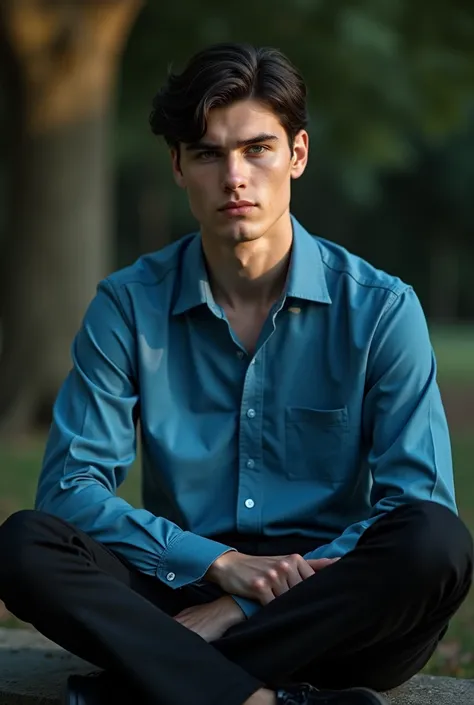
top-left (222, 222), bottom-right (262, 243)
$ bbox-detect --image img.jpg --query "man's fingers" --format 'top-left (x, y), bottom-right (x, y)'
top-left (306, 557), bottom-right (340, 572)
top-left (296, 558), bottom-right (317, 581)
top-left (225, 554), bottom-right (340, 603)
top-left (252, 576), bottom-right (277, 605)
top-left (272, 558), bottom-right (301, 590)
top-left (259, 588), bottom-right (277, 605)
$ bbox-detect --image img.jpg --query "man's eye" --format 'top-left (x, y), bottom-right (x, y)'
top-left (247, 145), bottom-right (267, 155)
top-left (196, 150), bottom-right (218, 160)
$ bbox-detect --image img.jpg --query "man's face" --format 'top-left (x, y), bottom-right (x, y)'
top-left (171, 99), bottom-right (308, 245)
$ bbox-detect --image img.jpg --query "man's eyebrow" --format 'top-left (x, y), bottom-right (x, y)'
top-left (185, 133), bottom-right (279, 151)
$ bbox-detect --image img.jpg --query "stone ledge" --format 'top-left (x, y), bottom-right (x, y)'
top-left (0, 628), bottom-right (92, 705)
top-left (386, 674), bottom-right (474, 704)
top-left (0, 628), bottom-right (473, 704)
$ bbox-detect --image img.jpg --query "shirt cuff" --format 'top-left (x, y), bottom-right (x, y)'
top-left (230, 594), bottom-right (261, 619)
top-left (157, 531), bottom-right (236, 589)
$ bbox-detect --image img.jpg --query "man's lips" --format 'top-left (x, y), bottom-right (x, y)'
top-left (219, 202), bottom-right (256, 215)
top-left (219, 201), bottom-right (255, 210)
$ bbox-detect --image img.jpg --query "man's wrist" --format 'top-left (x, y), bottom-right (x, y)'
top-left (220, 595), bottom-right (246, 623)
top-left (205, 549), bottom-right (239, 582)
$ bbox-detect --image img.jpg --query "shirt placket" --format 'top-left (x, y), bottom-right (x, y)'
top-left (236, 351), bottom-right (264, 534)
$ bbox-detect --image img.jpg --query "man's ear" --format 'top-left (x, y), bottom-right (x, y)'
top-left (290, 130), bottom-right (309, 180)
top-left (170, 147), bottom-right (186, 188)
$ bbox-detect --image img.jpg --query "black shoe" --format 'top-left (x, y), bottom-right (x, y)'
top-left (276, 682), bottom-right (388, 705)
top-left (62, 671), bottom-right (125, 705)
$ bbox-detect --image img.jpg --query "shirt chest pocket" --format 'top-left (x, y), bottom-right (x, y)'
top-left (285, 406), bottom-right (350, 483)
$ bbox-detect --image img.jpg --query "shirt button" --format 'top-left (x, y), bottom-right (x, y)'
top-left (236, 350), bottom-right (244, 359)
top-left (166, 572), bottom-right (176, 581)
top-left (245, 499), bottom-right (255, 509)
top-left (246, 459), bottom-right (255, 469)
top-left (247, 408), bottom-right (256, 419)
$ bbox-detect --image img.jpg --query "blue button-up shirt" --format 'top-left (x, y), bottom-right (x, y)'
top-left (36, 216), bottom-right (457, 618)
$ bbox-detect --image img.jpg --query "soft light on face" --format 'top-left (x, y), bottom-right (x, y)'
top-left (171, 99), bottom-right (308, 245)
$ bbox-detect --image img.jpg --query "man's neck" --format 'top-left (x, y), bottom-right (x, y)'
top-left (202, 213), bottom-right (293, 311)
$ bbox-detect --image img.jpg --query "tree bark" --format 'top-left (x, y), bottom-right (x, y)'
top-left (0, 0), bottom-right (142, 438)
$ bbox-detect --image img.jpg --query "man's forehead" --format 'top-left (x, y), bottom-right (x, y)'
top-left (203, 100), bottom-right (283, 140)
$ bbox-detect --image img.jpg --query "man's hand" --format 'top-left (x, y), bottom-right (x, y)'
top-left (173, 595), bottom-right (245, 641)
top-left (205, 552), bottom-right (339, 605)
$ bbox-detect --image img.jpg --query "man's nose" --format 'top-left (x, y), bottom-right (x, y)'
top-left (221, 155), bottom-right (248, 191)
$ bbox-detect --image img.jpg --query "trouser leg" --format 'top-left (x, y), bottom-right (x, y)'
top-left (0, 510), bottom-right (263, 705)
top-left (212, 501), bottom-right (473, 691)
top-left (1, 501), bottom-right (471, 703)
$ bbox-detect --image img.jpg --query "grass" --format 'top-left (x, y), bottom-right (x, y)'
top-left (430, 324), bottom-right (474, 382)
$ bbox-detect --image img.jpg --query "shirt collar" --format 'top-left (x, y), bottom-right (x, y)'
top-left (172, 214), bottom-right (331, 316)
top-left (285, 215), bottom-right (332, 304)
top-left (172, 233), bottom-right (222, 317)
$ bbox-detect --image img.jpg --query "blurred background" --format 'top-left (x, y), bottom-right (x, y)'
top-left (0, 0), bottom-right (473, 678)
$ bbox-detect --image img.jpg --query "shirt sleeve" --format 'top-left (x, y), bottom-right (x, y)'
top-left (232, 286), bottom-right (458, 621)
top-left (35, 279), bottom-right (235, 589)
top-left (229, 595), bottom-right (260, 618)
top-left (304, 285), bottom-right (457, 563)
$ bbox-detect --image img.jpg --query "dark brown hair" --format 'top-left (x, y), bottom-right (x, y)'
top-left (149, 43), bottom-right (308, 152)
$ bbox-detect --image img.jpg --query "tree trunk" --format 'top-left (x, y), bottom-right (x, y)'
top-left (0, 116), bottom-right (113, 434)
top-left (0, 0), bottom-right (142, 438)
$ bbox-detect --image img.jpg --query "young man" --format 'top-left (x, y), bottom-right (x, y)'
top-left (0, 43), bottom-right (472, 705)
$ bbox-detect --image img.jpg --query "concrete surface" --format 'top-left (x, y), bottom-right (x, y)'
top-left (0, 628), bottom-right (92, 704)
top-left (385, 674), bottom-right (474, 704)
top-left (0, 627), bottom-right (473, 704)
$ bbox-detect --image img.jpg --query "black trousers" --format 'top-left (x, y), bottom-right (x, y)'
top-left (0, 501), bottom-right (472, 705)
